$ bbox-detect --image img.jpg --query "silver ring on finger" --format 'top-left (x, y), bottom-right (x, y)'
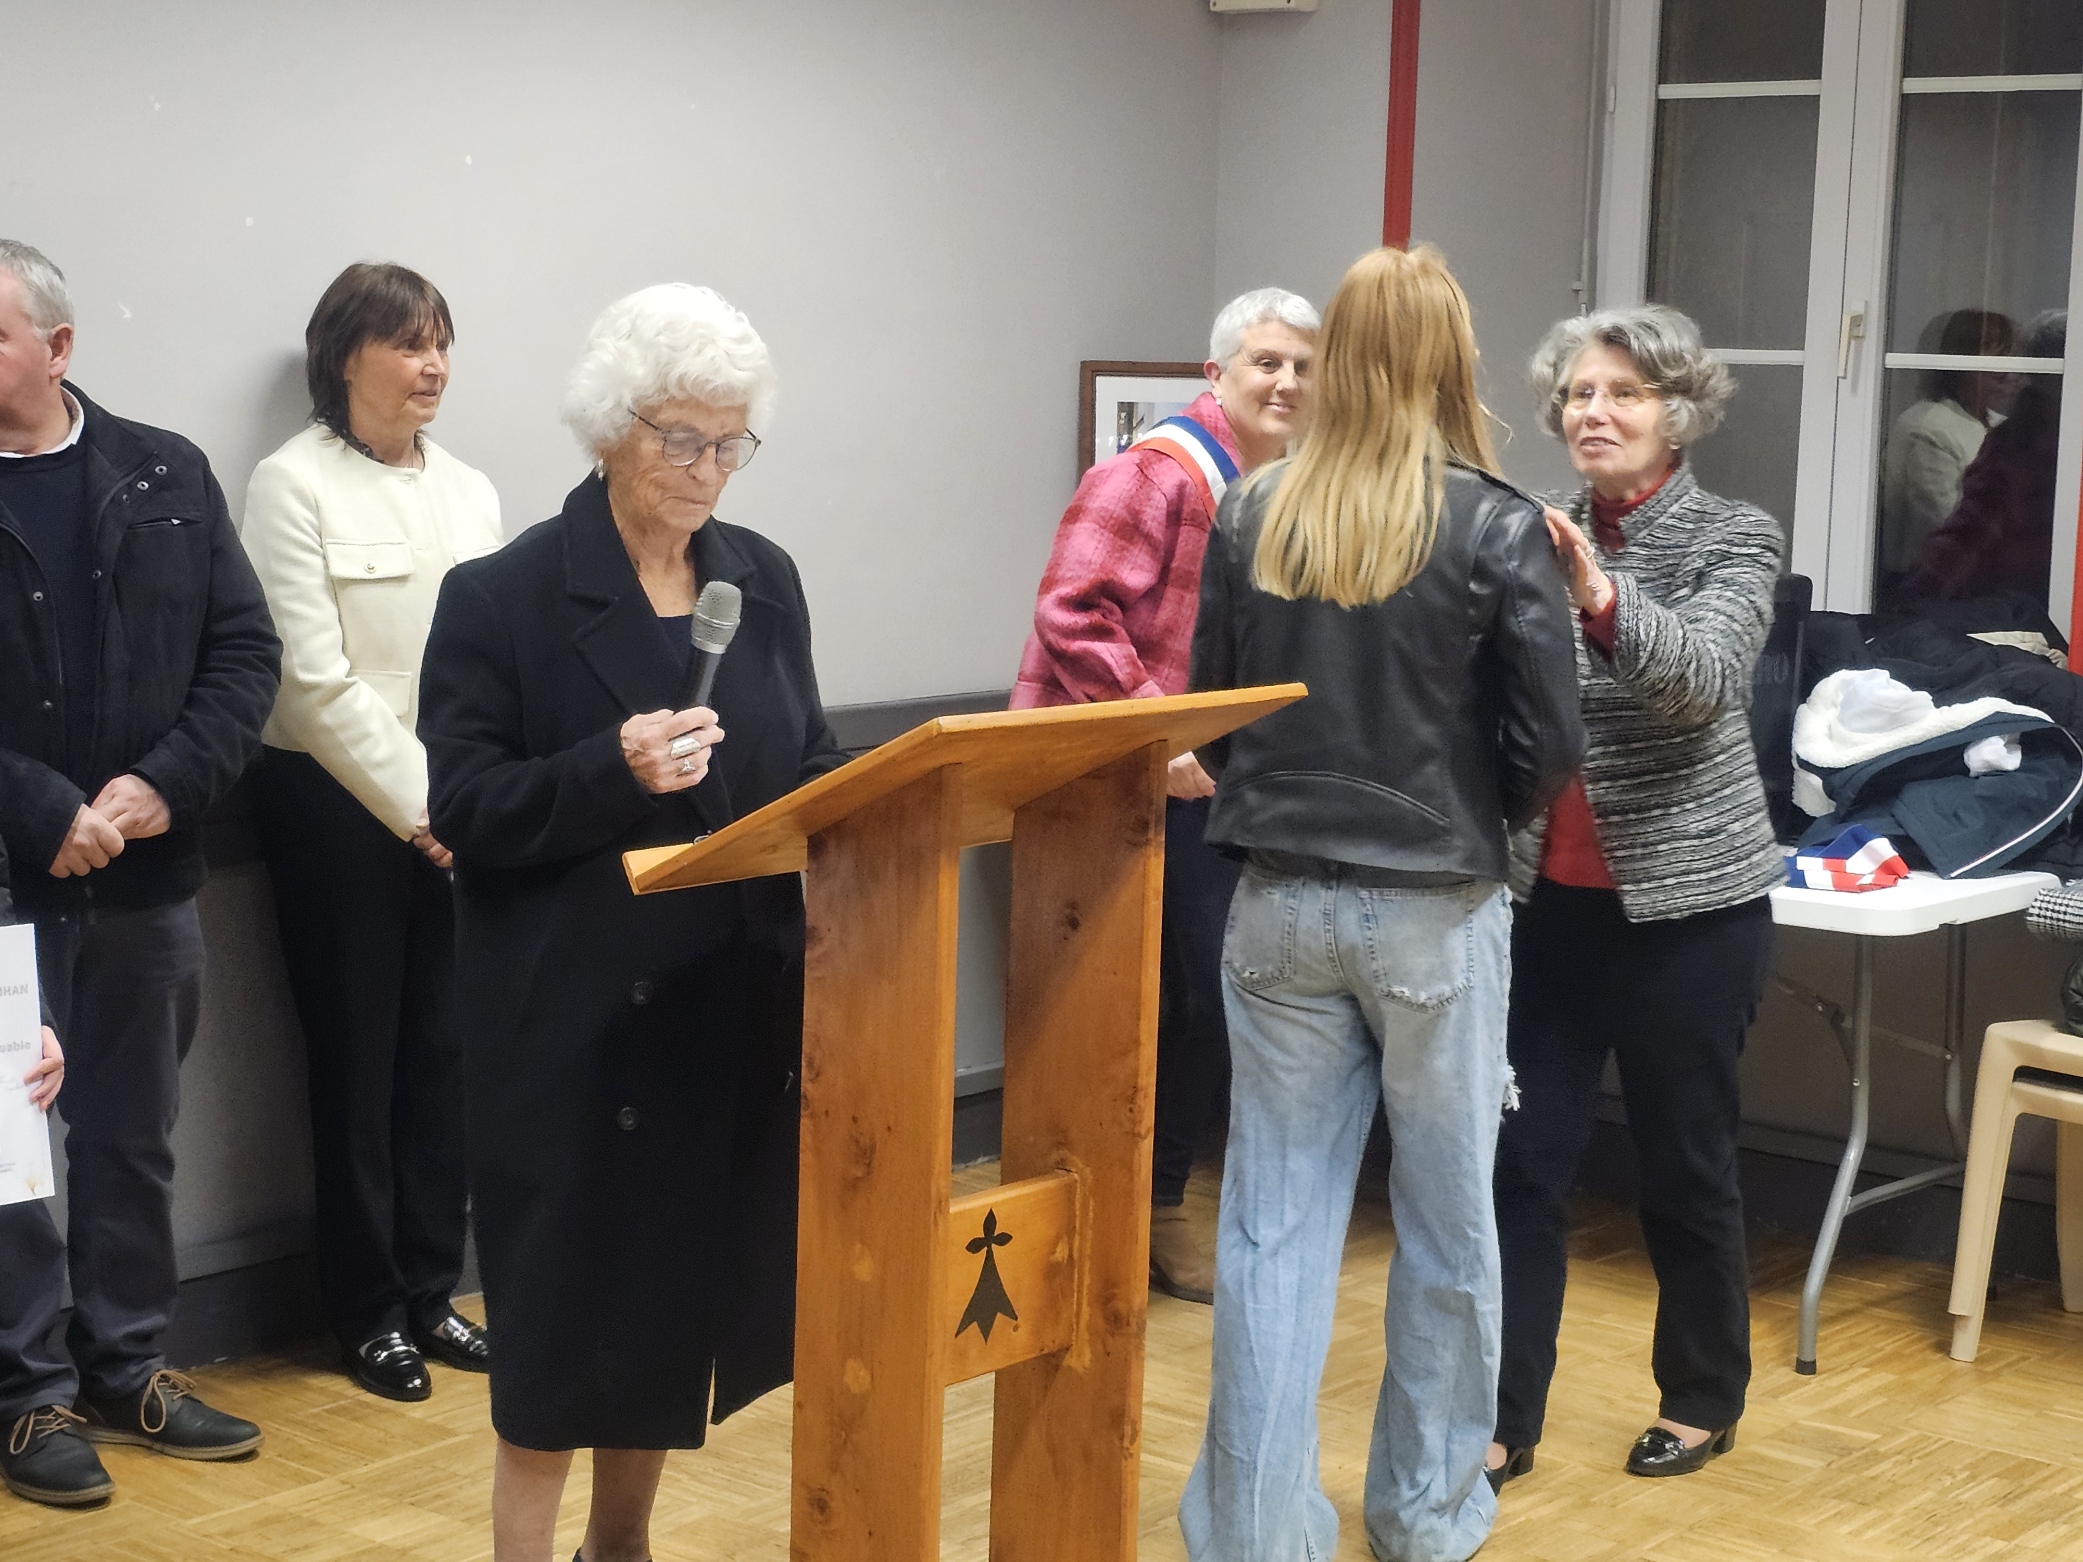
top-left (668, 733), bottom-right (704, 759)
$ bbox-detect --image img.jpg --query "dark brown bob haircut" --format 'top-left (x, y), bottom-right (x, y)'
top-left (305, 262), bottom-right (454, 441)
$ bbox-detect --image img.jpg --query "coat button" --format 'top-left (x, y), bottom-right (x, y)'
top-left (31, 591), bottom-right (43, 602)
top-left (90, 570), bottom-right (102, 580)
top-left (630, 979), bottom-right (654, 1006)
top-left (41, 700), bottom-right (54, 712)
top-left (154, 465), bottom-right (168, 475)
top-left (135, 480), bottom-right (149, 491)
top-left (365, 562), bottom-right (377, 573)
top-left (616, 1106), bottom-right (640, 1131)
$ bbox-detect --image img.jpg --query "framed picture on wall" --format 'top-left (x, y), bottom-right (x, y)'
top-left (1077, 361), bottom-right (1209, 478)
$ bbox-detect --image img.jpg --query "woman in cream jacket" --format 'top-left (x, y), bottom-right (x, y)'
top-left (240, 263), bottom-right (501, 1402)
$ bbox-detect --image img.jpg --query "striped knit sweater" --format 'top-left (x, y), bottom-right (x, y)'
top-left (1507, 462), bottom-right (1786, 921)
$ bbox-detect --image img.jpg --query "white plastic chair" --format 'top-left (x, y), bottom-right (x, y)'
top-left (1947, 1020), bottom-right (2083, 1361)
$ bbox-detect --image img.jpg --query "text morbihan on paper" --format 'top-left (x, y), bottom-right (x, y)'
top-left (0, 922), bottom-right (54, 1206)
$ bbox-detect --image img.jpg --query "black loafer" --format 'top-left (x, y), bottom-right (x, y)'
top-left (2, 1406), bottom-right (113, 1507)
top-left (414, 1311), bottom-right (490, 1373)
top-left (1625, 1422), bottom-right (1735, 1477)
top-left (78, 1370), bottom-right (264, 1460)
top-left (1485, 1444), bottom-right (1534, 1493)
top-left (347, 1331), bottom-right (431, 1402)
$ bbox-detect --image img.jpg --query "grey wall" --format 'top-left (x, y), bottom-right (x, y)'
top-left (1212, 1), bottom-right (1392, 313)
top-left (1410, 0), bottom-right (1601, 497)
top-left (8, 0), bottom-right (1225, 709)
top-left (11, 0), bottom-right (1229, 1282)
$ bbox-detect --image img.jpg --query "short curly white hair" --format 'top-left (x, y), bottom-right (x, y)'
top-left (561, 283), bottom-right (776, 459)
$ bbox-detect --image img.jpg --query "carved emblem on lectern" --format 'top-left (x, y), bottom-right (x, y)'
top-left (957, 1208), bottom-right (1019, 1342)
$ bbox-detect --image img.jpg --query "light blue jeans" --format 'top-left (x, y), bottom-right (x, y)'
top-left (1179, 864), bottom-right (1511, 1562)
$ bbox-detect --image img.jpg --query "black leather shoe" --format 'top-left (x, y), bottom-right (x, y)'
top-left (78, 1370), bottom-right (264, 1460)
top-left (414, 1311), bottom-right (490, 1373)
top-left (1485, 1444), bottom-right (1534, 1493)
top-left (346, 1332), bottom-right (432, 1402)
top-left (1625, 1422), bottom-right (1735, 1477)
top-left (2, 1406), bottom-right (113, 1507)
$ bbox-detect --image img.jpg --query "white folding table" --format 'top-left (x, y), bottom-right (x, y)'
top-left (1769, 869), bottom-right (2058, 1372)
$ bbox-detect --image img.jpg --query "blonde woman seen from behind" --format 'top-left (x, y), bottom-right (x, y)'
top-left (1180, 246), bottom-right (1584, 1562)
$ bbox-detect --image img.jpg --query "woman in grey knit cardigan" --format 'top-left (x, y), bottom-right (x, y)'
top-left (1487, 306), bottom-right (1784, 1489)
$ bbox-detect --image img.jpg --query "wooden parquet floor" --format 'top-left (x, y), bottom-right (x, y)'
top-left (9, 1163), bottom-right (2083, 1560)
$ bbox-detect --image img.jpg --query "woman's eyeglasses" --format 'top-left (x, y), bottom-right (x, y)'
top-left (631, 412), bottom-right (762, 472)
top-left (1562, 381), bottom-right (1659, 412)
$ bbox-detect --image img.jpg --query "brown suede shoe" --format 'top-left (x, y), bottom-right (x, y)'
top-left (1149, 1205), bottom-right (1215, 1304)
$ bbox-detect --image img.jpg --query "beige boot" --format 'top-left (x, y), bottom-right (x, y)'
top-left (1148, 1205), bottom-right (1215, 1304)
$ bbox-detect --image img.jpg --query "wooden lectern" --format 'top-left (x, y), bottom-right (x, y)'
top-left (624, 685), bottom-right (1303, 1560)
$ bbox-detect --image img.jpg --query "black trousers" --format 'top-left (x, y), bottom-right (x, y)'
top-left (0, 899), bottom-right (203, 1422)
top-left (1493, 880), bottom-right (1773, 1447)
top-left (1152, 797), bottom-right (1242, 1207)
top-left (257, 747), bottom-right (466, 1351)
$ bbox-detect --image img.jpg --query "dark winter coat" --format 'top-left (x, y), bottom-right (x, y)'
top-left (0, 385), bottom-right (280, 912)
top-left (419, 474), bottom-right (845, 1450)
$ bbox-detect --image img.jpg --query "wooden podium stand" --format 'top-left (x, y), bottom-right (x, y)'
top-left (625, 685), bottom-right (1303, 1561)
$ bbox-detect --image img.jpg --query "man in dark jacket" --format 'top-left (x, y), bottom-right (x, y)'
top-left (0, 240), bottom-right (280, 1509)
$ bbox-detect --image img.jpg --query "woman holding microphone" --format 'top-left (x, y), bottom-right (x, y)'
top-left (242, 262), bottom-right (503, 1401)
top-left (419, 284), bottom-right (846, 1562)
top-left (1181, 246), bottom-right (1582, 1562)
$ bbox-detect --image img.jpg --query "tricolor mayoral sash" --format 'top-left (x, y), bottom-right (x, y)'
top-left (1129, 412), bottom-right (1240, 524)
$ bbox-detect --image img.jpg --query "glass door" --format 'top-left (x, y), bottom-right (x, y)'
top-left (1602, 0), bottom-right (1861, 584)
top-left (1644, 0), bottom-right (1831, 545)
top-left (1847, 0), bottom-right (2082, 618)
top-left (1601, 0), bottom-right (2083, 626)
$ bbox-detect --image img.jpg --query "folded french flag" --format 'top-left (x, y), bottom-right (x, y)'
top-left (1785, 825), bottom-right (1911, 892)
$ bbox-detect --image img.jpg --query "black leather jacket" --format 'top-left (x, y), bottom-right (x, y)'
top-left (1191, 462), bottom-right (1584, 881)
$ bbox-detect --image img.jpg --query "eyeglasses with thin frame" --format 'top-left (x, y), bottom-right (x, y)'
top-left (1562, 381), bottom-right (1660, 412)
top-left (631, 411), bottom-right (762, 472)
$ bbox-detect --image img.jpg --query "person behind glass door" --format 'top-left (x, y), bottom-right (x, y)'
top-left (418, 284), bottom-right (846, 1562)
top-left (241, 263), bottom-right (504, 1402)
top-left (1012, 287), bottom-right (1319, 1306)
top-left (1178, 246), bottom-right (1583, 1562)
top-left (1878, 308), bottom-right (2015, 593)
top-left (1489, 306), bottom-right (1784, 1490)
top-left (1901, 311), bottom-right (2067, 606)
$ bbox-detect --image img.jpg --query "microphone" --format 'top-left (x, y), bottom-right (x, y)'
top-left (689, 580), bottom-right (743, 710)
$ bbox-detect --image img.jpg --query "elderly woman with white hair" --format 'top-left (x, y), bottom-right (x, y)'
top-left (1487, 305), bottom-right (1783, 1492)
top-left (419, 284), bottom-right (844, 1562)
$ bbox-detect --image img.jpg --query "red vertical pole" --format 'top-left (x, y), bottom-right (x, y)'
top-left (1382, 0), bottom-right (1422, 249)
